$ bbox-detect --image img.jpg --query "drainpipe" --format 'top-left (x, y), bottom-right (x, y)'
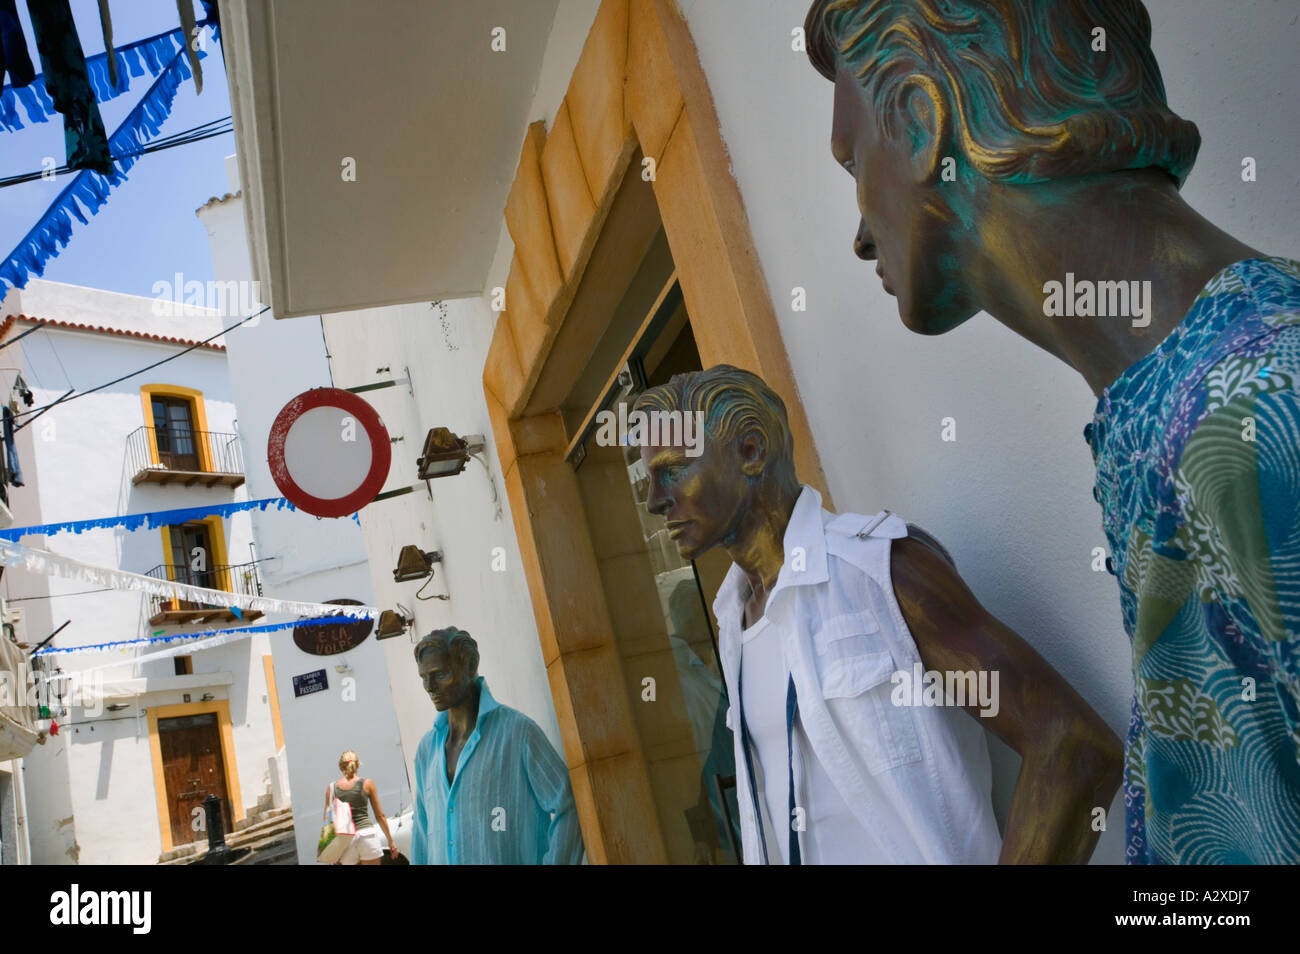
top-left (12, 759), bottom-right (30, 865)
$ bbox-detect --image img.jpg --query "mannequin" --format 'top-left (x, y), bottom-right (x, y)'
top-left (804, 0), bottom-right (1300, 863)
top-left (635, 364), bottom-right (1120, 863)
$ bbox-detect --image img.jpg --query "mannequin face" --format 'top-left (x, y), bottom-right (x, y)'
top-left (641, 431), bottom-right (755, 560)
top-left (829, 68), bottom-right (979, 335)
top-left (418, 650), bottom-right (476, 711)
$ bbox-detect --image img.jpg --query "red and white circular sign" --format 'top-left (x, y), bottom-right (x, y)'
top-left (267, 388), bottom-right (392, 518)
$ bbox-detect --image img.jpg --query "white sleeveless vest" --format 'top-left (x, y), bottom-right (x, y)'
top-left (713, 486), bottom-right (1003, 864)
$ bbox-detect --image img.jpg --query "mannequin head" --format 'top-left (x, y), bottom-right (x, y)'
top-left (635, 365), bottom-right (800, 560)
top-left (805, 0), bottom-right (1200, 332)
top-left (414, 627), bottom-right (480, 711)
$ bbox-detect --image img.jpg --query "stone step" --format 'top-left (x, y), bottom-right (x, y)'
top-left (233, 835), bottom-right (298, 865)
top-left (157, 804), bottom-right (295, 864)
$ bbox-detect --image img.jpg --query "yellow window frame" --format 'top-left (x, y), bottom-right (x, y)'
top-left (160, 515), bottom-right (232, 593)
top-left (140, 383), bottom-right (215, 472)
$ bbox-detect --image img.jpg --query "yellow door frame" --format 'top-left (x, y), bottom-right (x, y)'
top-left (147, 699), bottom-right (244, 853)
top-left (480, 0), bottom-right (831, 863)
top-left (263, 654), bottom-right (285, 752)
top-left (140, 383), bottom-right (215, 472)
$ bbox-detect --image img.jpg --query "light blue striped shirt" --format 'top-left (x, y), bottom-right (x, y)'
top-left (411, 677), bottom-right (583, 865)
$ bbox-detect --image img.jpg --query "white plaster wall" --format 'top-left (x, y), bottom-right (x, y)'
top-left (671, 0), bottom-right (1300, 863)
top-left (198, 186), bottom-right (411, 866)
top-left (320, 297), bottom-right (564, 785)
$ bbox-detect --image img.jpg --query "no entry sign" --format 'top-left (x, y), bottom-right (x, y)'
top-left (268, 388), bottom-right (392, 517)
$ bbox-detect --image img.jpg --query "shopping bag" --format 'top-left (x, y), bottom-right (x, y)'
top-left (317, 783), bottom-right (356, 863)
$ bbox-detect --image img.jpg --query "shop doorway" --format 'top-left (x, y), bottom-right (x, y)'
top-left (564, 240), bottom-right (740, 864)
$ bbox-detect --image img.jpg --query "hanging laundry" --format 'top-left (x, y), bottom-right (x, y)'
top-left (25, 0), bottom-right (113, 174)
top-left (12, 372), bottom-right (33, 408)
top-left (2, 405), bottom-right (22, 487)
top-left (97, 0), bottom-right (116, 89)
top-left (0, 0), bottom-right (34, 87)
top-left (175, 0), bottom-right (201, 95)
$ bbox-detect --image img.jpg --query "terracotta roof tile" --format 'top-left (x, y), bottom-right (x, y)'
top-left (0, 313), bottom-right (226, 351)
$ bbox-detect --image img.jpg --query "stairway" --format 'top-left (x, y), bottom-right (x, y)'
top-left (157, 802), bottom-right (297, 865)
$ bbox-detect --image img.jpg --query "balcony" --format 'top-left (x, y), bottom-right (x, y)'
top-left (127, 425), bottom-right (245, 488)
top-left (0, 630), bottom-right (40, 760)
top-left (146, 561), bottom-right (265, 626)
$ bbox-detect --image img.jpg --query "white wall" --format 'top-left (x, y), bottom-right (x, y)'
top-left (670, 0), bottom-right (1300, 863)
top-left (304, 1), bottom-right (610, 799)
top-left (320, 298), bottom-right (564, 779)
top-left (198, 181), bottom-right (411, 866)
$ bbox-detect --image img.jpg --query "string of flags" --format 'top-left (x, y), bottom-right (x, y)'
top-left (0, 5), bottom-right (222, 292)
top-left (36, 613), bottom-right (359, 660)
top-left (0, 537), bottom-right (379, 620)
top-left (0, 495), bottom-right (299, 541)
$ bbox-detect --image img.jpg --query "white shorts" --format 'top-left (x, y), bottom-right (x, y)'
top-left (338, 825), bottom-right (384, 864)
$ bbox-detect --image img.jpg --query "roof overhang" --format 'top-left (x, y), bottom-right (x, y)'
top-left (218, 0), bottom-right (558, 318)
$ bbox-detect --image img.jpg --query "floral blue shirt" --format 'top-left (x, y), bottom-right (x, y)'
top-left (1087, 257), bottom-right (1300, 864)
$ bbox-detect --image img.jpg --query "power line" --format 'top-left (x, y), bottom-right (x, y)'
top-left (6, 588), bottom-right (115, 601)
top-left (12, 304), bottom-right (270, 429)
top-left (0, 117), bottom-right (234, 189)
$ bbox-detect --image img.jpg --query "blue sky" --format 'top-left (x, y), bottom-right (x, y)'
top-left (1, 0), bottom-right (233, 298)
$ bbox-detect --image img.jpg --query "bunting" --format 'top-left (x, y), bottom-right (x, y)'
top-left (0, 538), bottom-right (379, 619)
top-left (0, 496), bottom-right (299, 541)
top-left (36, 613), bottom-right (359, 658)
top-left (0, 22), bottom-right (218, 291)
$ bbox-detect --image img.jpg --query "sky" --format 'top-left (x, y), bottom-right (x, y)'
top-left (0, 0), bottom-right (234, 298)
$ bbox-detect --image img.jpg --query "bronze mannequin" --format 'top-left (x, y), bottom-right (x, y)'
top-left (636, 365), bottom-right (1121, 863)
top-left (804, 0), bottom-right (1300, 864)
top-left (409, 628), bottom-right (583, 864)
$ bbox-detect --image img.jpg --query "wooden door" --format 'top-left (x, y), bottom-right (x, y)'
top-left (152, 396), bottom-right (200, 471)
top-left (158, 713), bottom-right (231, 846)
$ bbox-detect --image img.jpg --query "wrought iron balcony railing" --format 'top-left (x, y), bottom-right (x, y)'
top-left (127, 425), bottom-right (245, 487)
top-left (145, 561), bottom-right (264, 625)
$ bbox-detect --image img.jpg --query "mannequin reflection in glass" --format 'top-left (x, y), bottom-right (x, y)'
top-left (410, 627), bottom-right (583, 865)
top-left (664, 578), bottom-right (740, 864)
top-left (637, 364), bottom-right (1120, 864)
top-left (804, 0), bottom-right (1300, 864)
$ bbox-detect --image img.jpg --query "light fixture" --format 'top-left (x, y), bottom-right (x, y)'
top-left (200, 693), bottom-right (214, 702)
top-left (416, 428), bottom-right (486, 480)
top-left (393, 546), bottom-right (442, 583)
top-left (376, 604), bottom-right (414, 640)
top-left (105, 703), bottom-right (129, 712)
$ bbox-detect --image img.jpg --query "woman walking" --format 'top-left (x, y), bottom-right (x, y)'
top-left (326, 750), bottom-right (398, 864)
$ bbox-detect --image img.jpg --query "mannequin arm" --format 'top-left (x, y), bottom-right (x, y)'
top-left (890, 536), bottom-right (1123, 864)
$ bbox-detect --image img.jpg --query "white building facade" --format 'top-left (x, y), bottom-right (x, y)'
top-left (0, 279), bottom-right (281, 864)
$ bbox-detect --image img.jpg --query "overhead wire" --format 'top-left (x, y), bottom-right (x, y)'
top-left (12, 304), bottom-right (270, 430)
top-left (0, 116), bottom-right (234, 189)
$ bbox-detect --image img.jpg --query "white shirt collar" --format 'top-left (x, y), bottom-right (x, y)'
top-left (713, 484), bottom-right (828, 627)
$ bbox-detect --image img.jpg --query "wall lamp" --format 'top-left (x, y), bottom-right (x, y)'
top-left (376, 604), bottom-right (414, 640)
top-left (393, 546), bottom-right (442, 583)
top-left (416, 428), bottom-right (486, 480)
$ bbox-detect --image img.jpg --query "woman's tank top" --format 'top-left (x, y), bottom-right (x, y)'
top-left (335, 777), bottom-right (370, 829)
